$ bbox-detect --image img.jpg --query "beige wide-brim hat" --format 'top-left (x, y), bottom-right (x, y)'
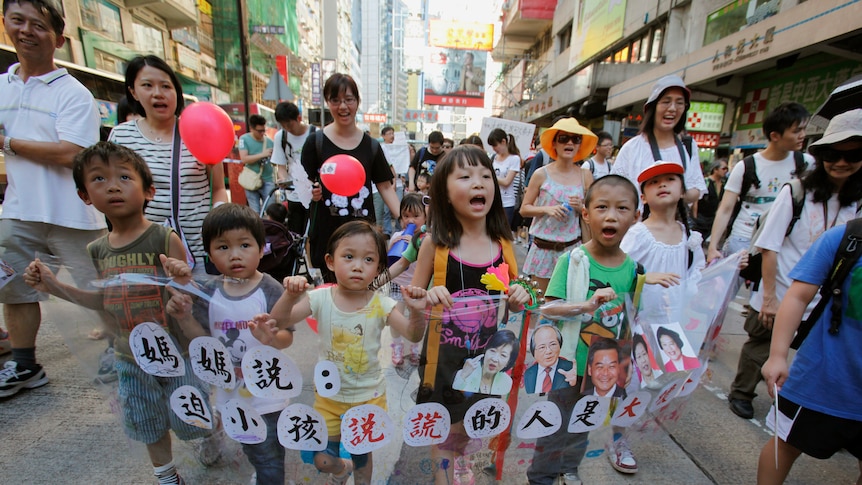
top-left (808, 108), bottom-right (862, 156)
top-left (540, 117), bottom-right (597, 161)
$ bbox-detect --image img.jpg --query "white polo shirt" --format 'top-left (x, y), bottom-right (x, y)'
top-left (0, 64), bottom-right (104, 229)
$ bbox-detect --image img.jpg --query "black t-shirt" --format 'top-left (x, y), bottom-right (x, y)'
top-left (409, 147), bottom-right (443, 188)
top-left (301, 132), bottom-right (393, 268)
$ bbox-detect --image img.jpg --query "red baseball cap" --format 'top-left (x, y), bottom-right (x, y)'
top-left (637, 161), bottom-right (685, 184)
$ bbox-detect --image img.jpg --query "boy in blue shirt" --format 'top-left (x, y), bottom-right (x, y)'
top-left (759, 218), bottom-right (862, 484)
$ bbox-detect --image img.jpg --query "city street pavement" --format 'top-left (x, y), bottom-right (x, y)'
top-left (0, 240), bottom-right (858, 484)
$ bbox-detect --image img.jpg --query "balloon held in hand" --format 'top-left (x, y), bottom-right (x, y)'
top-left (320, 154), bottom-right (366, 196)
top-left (178, 102), bottom-right (235, 165)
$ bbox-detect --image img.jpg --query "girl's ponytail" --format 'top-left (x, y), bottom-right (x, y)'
top-left (507, 134), bottom-right (520, 157)
top-left (676, 199), bottom-right (691, 238)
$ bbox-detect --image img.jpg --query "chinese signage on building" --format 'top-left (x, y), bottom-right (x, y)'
top-left (686, 102), bottom-right (725, 133)
top-left (362, 113), bottom-right (387, 124)
top-left (404, 110), bottom-right (439, 122)
top-left (428, 20), bottom-right (494, 51)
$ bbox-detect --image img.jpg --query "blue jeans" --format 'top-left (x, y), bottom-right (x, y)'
top-left (241, 411), bottom-right (284, 485)
top-left (246, 180), bottom-right (276, 216)
top-left (527, 386), bottom-right (588, 484)
top-left (373, 186), bottom-right (402, 235)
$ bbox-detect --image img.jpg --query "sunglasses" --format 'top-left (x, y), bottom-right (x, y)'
top-left (818, 147), bottom-right (862, 164)
top-left (555, 134), bottom-right (582, 145)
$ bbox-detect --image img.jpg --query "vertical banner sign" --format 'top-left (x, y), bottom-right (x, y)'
top-left (276, 55), bottom-right (288, 84)
top-left (311, 62), bottom-right (321, 106)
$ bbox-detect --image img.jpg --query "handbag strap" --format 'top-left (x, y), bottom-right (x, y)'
top-left (169, 121), bottom-right (186, 242)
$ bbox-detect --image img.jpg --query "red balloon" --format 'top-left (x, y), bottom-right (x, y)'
top-left (178, 102), bottom-right (235, 165)
top-left (320, 154), bottom-right (366, 196)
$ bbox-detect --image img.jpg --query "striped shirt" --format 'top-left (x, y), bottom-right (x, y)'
top-left (109, 120), bottom-right (211, 263)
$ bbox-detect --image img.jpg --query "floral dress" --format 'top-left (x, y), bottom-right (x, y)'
top-left (523, 170), bottom-right (583, 278)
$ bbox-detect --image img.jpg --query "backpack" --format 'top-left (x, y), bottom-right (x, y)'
top-left (729, 151), bottom-right (807, 232)
top-left (738, 178), bottom-right (806, 284)
top-left (525, 150), bottom-right (546, 186)
top-left (790, 217), bottom-right (862, 349)
top-left (280, 124), bottom-right (317, 158)
top-left (586, 157), bottom-right (614, 176)
top-left (646, 132), bottom-right (693, 169)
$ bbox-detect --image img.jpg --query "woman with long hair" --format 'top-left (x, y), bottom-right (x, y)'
top-left (611, 75), bottom-right (707, 208)
top-left (109, 55), bottom-right (228, 273)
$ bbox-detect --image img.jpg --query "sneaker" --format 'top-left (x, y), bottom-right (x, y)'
top-left (391, 342), bottom-right (404, 366)
top-left (325, 458), bottom-right (353, 485)
top-left (408, 343), bottom-right (421, 366)
top-left (195, 428), bottom-right (225, 466)
top-left (154, 473), bottom-right (185, 485)
top-left (95, 346), bottom-right (118, 384)
top-left (729, 398), bottom-right (755, 419)
top-left (0, 361), bottom-right (49, 397)
top-left (608, 437), bottom-right (638, 474)
top-left (560, 472), bottom-right (582, 485)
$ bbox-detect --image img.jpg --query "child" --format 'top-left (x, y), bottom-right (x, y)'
top-left (388, 193), bottom-right (429, 366)
top-left (24, 141), bottom-right (211, 485)
top-left (759, 219), bottom-right (862, 485)
top-left (620, 161), bottom-right (701, 326)
top-left (531, 175), bottom-right (677, 484)
top-left (416, 171), bottom-right (431, 194)
top-left (263, 201), bottom-right (288, 225)
top-left (164, 203), bottom-right (294, 485)
top-left (487, 128), bottom-right (523, 227)
top-left (268, 220), bottom-right (428, 485)
top-left (411, 145), bottom-right (531, 485)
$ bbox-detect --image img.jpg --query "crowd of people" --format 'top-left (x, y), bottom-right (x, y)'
top-left (1, 1), bottom-right (860, 485)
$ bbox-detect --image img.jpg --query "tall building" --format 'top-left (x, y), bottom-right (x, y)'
top-left (492, 0), bottom-right (862, 162)
top-left (360, 0), bottom-right (406, 132)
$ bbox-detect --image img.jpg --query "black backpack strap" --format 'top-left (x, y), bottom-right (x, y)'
top-left (587, 158), bottom-right (595, 175)
top-left (791, 218), bottom-right (862, 348)
top-left (370, 136), bottom-right (380, 161)
top-left (647, 132), bottom-right (688, 170)
top-left (315, 129), bottom-right (323, 163)
top-left (730, 155), bottom-right (758, 227)
top-left (792, 150), bottom-right (808, 178)
top-left (784, 179), bottom-right (806, 237)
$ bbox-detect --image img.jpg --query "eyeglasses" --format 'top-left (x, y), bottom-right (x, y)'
top-left (599, 143), bottom-right (614, 149)
top-left (818, 147), bottom-right (862, 164)
top-left (253, 128), bottom-right (266, 133)
top-left (327, 96), bottom-right (357, 106)
top-left (554, 134), bottom-right (582, 145)
top-left (534, 341), bottom-right (559, 353)
top-left (442, 144), bottom-right (453, 149)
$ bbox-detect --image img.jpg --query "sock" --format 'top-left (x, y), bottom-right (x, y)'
top-left (11, 347), bottom-right (37, 368)
top-left (154, 462), bottom-right (180, 485)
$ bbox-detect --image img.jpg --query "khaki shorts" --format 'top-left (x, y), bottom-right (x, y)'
top-left (0, 219), bottom-right (106, 303)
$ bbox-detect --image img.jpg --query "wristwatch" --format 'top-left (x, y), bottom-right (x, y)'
top-left (2, 137), bottom-right (15, 156)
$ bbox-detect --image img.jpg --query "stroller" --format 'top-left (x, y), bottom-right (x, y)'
top-left (257, 182), bottom-right (310, 282)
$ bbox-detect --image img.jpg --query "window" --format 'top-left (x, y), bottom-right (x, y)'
top-left (649, 27), bottom-right (664, 62)
top-left (133, 20), bottom-right (165, 57)
top-left (80, 0), bottom-right (122, 43)
top-left (557, 22), bottom-right (572, 55)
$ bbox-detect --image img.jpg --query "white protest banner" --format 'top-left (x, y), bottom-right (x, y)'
top-left (479, 118), bottom-right (536, 158)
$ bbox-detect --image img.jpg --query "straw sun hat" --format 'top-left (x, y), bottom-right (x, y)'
top-left (539, 117), bottom-right (597, 161)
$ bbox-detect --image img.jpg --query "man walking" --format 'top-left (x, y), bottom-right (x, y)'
top-left (272, 101), bottom-right (316, 235)
top-left (0, 0), bottom-right (105, 397)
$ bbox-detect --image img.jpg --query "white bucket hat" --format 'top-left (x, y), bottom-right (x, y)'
top-left (808, 109), bottom-right (862, 155)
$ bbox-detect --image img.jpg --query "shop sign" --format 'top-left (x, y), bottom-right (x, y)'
top-left (686, 102), bottom-right (725, 133)
top-left (311, 63), bottom-right (321, 105)
top-left (404, 110), bottom-right (439, 122)
top-left (690, 132), bottom-right (720, 149)
top-left (712, 26), bottom-right (774, 72)
top-left (363, 113), bottom-right (387, 124)
top-left (428, 20), bottom-right (494, 51)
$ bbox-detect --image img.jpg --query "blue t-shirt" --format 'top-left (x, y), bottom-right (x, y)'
top-left (781, 225), bottom-right (862, 421)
